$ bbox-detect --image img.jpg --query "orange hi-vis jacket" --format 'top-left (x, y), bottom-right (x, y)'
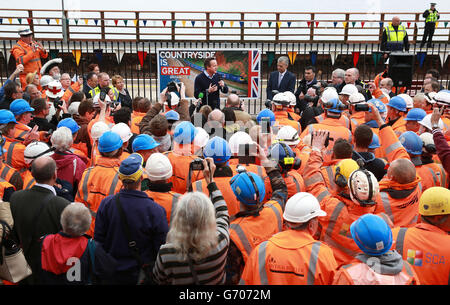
top-left (349, 111), bottom-right (366, 132)
top-left (273, 111), bottom-right (301, 134)
top-left (21, 168), bottom-right (36, 190)
top-left (294, 142), bottom-right (312, 175)
top-left (415, 162), bottom-right (448, 191)
top-left (75, 157), bottom-right (122, 236)
top-left (392, 223), bottom-right (450, 285)
top-left (0, 178), bottom-right (15, 201)
top-left (11, 39), bottom-right (48, 89)
top-left (315, 113), bottom-right (352, 130)
top-left (230, 200), bottom-right (284, 264)
top-left (0, 162), bottom-right (24, 191)
top-left (131, 111), bottom-right (146, 134)
top-left (264, 170), bottom-right (305, 200)
top-left (240, 230), bottom-right (338, 285)
top-left (317, 158), bottom-right (345, 196)
top-left (300, 117), bottom-right (353, 164)
top-left (374, 71), bottom-right (406, 95)
top-left (371, 88), bottom-right (390, 105)
top-left (286, 108), bottom-right (301, 121)
top-left (389, 116), bottom-right (407, 137)
top-left (332, 257), bottom-right (419, 285)
top-left (60, 82), bottom-right (81, 103)
top-left (3, 136), bottom-right (27, 174)
top-left (144, 190), bottom-right (181, 225)
top-left (13, 123), bottom-right (32, 140)
top-left (164, 149), bottom-right (204, 194)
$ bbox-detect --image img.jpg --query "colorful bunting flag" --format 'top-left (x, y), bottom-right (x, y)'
top-left (288, 51), bottom-right (297, 65)
top-left (417, 52), bottom-right (426, 68)
top-left (116, 50), bottom-right (125, 64)
top-left (220, 21), bottom-right (224, 27)
top-left (333, 21), bottom-right (338, 27)
top-left (49, 49), bottom-right (59, 60)
top-left (444, 21), bottom-right (448, 28)
top-left (191, 20), bottom-right (195, 26)
top-left (74, 19), bottom-right (79, 25)
top-left (124, 20), bottom-right (129, 26)
top-left (439, 52), bottom-right (449, 68)
top-left (210, 21), bottom-right (215, 27)
top-left (379, 22), bottom-right (384, 28)
top-left (287, 21), bottom-right (292, 27)
top-left (372, 51), bottom-right (382, 66)
top-left (18, 18), bottom-right (22, 24)
top-left (182, 20), bottom-right (186, 27)
top-left (407, 22), bottom-right (411, 28)
top-left (94, 19), bottom-right (99, 26)
top-left (307, 21), bottom-right (311, 27)
top-left (0, 19), bottom-right (2, 25)
top-left (240, 21), bottom-right (244, 27)
top-left (352, 21), bottom-right (356, 27)
top-left (267, 21), bottom-right (272, 27)
top-left (172, 20), bottom-right (176, 27)
top-left (114, 20), bottom-right (119, 26)
top-left (258, 21), bottom-right (262, 27)
top-left (143, 20), bottom-right (147, 26)
top-left (267, 51), bottom-right (275, 67)
top-left (27, 18), bottom-right (32, 25)
top-left (361, 21), bottom-right (365, 28)
top-left (230, 21), bottom-right (234, 27)
top-left (315, 21), bottom-right (319, 27)
top-left (133, 19), bottom-right (138, 26)
top-left (310, 51), bottom-right (318, 65)
top-left (330, 51), bottom-right (338, 66)
top-left (72, 49), bottom-right (81, 66)
top-left (162, 20), bottom-right (167, 27)
top-left (94, 49), bottom-right (103, 62)
top-left (277, 22), bottom-right (282, 28)
top-left (342, 21), bottom-right (347, 28)
top-left (137, 51), bottom-right (148, 68)
top-left (352, 51), bottom-right (360, 67)
top-left (435, 22), bottom-right (438, 28)
top-left (8, 18), bottom-right (12, 24)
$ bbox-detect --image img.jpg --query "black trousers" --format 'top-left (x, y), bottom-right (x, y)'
top-left (421, 22), bottom-right (435, 46)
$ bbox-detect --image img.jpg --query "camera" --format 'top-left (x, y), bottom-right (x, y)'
top-left (190, 158), bottom-right (204, 171)
top-left (53, 97), bottom-right (63, 108)
top-left (354, 103), bottom-right (369, 112)
top-left (260, 117), bottom-right (271, 134)
top-left (238, 143), bottom-right (258, 165)
top-left (167, 81), bottom-right (179, 93)
top-left (323, 101), bottom-right (348, 111)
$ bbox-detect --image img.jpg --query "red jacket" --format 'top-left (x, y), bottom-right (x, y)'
top-left (52, 151), bottom-right (87, 188)
top-left (432, 128), bottom-right (450, 176)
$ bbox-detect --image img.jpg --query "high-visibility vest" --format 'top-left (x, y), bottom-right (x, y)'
top-left (144, 190), bottom-right (181, 225)
top-left (392, 223), bottom-right (450, 285)
top-left (264, 170), bottom-right (305, 200)
top-left (315, 113), bottom-right (352, 130)
top-left (0, 162), bottom-right (24, 191)
top-left (240, 229), bottom-right (338, 285)
top-left (3, 137), bottom-right (27, 174)
top-left (13, 123), bottom-right (31, 141)
top-left (333, 259), bottom-right (419, 285)
top-left (21, 168), bottom-right (36, 190)
top-left (416, 162), bottom-right (448, 191)
top-left (384, 24), bottom-right (407, 43)
top-left (164, 150), bottom-right (204, 194)
top-left (89, 85), bottom-right (119, 101)
top-left (230, 200), bottom-right (283, 263)
top-left (274, 111), bottom-right (301, 135)
top-left (131, 111), bottom-right (146, 134)
top-left (0, 178), bottom-right (15, 201)
top-left (426, 10), bottom-right (439, 23)
top-left (61, 82), bottom-right (81, 102)
top-left (11, 39), bottom-right (48, 89)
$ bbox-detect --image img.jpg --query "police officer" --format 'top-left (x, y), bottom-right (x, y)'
top-left (420, 3), bottom-right (440, 48)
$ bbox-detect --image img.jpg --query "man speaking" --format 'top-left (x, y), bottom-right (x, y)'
top-left (194, 57), bottom-right (229, 110)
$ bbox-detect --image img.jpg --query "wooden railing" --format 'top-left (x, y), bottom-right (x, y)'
top-left (0, 9), bottom-right (449, 42)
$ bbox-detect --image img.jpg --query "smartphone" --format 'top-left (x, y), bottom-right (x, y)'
top-left (260, 117), bottom-right (271, 134)
top-left (99, 91), bottom-right (106, 102)
top-left (238, 143), bottom-right (257, 165)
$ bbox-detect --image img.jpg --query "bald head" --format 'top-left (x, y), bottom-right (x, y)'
top-left (226, 94), bottom-right (241, 108)
top-left (388, 158), bottom-right (416, 184)
top-left (392, 16), bottom-right (401, 26)
top-left (31, 156), bottom-right (57, 184)
top-left (208, 109), bottom-right (225, 124)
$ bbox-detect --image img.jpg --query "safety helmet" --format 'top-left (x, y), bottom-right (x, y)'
top-left (397, 94), bottom-right (414, 109)
top-left (320, 87), bottom-right (339, 104)
top-left (424, 92), bottom-right (437, 104)
top-left (229, 131), bottom-right (254, 154)
top-left (368, 133), bottom-right (380, 149)
top-left (433, 90), bottom-right (450, 106)
top-left (164, 92), bottom-right (180, 106)
top-left (339, 84), bottom-right (358, 96)
top-left (46, 80), bottom-right (64, 99)
top-left (283, 192), bottom-right (326, 224)
top-left (348, 169), bottom-right (380, 206)
top-left (68, 101), bottom-right (80, 116)
top-left (57, 118), bottom-right (80, 134)
top-left (418, 113), bottom-right (445, 131)
top-left (367, 98), bottom-right (387, 113)
top-left (325, 98), bottom-right (346, 114)
top-left (24, 141), bottom-right (54, 164)
top-left (165, 110), bottom-right (180, 121)
top-left (276, 125), bottom-right (300, 146)
top-left (419, 186), bottom-right (450, 216)
top-left (203, 136), bottom-right (231, 164)
top-left (145, 152), bottom-right (173, 181)
top-left (349, 93), bottom-right (366, 105)
top-left (40, 75), bottom-right (54, 88)
top-left (111, 122), bottom-right (133, 143)
top-left (420, 132), bottom-right (436, 154)
top-left (92, 92), bottom-right (111, 107)
top-left (91, 121), bottom-right (110, 140)
top-left (230, 168), bottom-right (266, 206)
top-left (284, 91), bottom-right (297, 106)
top-left (269, 142), bottom-right (301, 172)
top-left (387, 96), bottom-right (407, 112)
top-left (10, 99), bottom-right (34, 116)
top-left (404, 108), bottom-right (427, 122)
top-left (0, 110), bottom-right (17, 124)
top-left (399, 131), bottom-right (424, 155)
top-left (256, 109), bottom-right (276, 126)
top-left (334, 159), bottom-right (360, 188)
top-left (132, 134), bottom-right (160, 152)
top-left (173, 121), bottom-right (197, 145)
top-left (272, 92), bottom-right (289, 105)
top-left (350, 214), bottom-right (393, 256)
top-left (18, 26), bottom-right (32, 36)
top-left (98, 131), bottom-right (123, 153)
top-left (193, 127), bottom-right (209, 148)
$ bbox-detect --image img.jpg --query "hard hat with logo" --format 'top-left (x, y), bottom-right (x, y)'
top-left (46, 80), bottom-right (64, 99)
top-left (339, 84), bottom-right (358, 96)
top-left (276, 125), bottom-right (300, 146)
top-left (397, 94), bottom-right (414, 109)
top-left (145, 152), bottom-right (173, 181)
top-left (193, 127), bottom-right (209, 148)
top-left (98, 131), bottom-right (123, 153)
top-left (404, 108), bottom-right (427, 122)
top-left (433, 90), bottom-right (450, 106)
top-left (57, 118), bottom-right (80, 134)
top-left (118, 153), bottom-right (144, 182)
top-left (284, 91), bottom-right (297, 106)
top-left (349, 93), bottom-right (366, 105)
top-left (24, 141), bottom-right (54, 164)
top-left (173, 121), bottom-right (197, 145)
top-left (203, 136), bottom-right (231, 164)
top-left (419, 186), bottom-right (450, 216)
top-left (165, 110), bottom-right (180, 121)
top-left (40, 75), bottom-right (54, 88)
top-left (132, 134), bottom-right (160, 152)
top-left (334, 159), bottom-right (360, 188)
top-left (256, 109), bottom-right (276, 126)
top-left (418, 113), bottom-right (445, 131)
top-left (10, 99), bottom-right (34, 116)
top-left (399, 131), bottom-right (423, 155)
top-left (229, 131), bottom-right (254, 154)
top-left (230, 167), bottom-right (266, 206)
top-left (387, 96), bottom-right (407, 112)
top-left (348, 169), bottom-right (380, 206)
top-left (111, 122), bottom-right (133, 143)
top-left (368, 98), bottom-right (387, 113)
top-left (350, 214), bottom-right (393, 256)
top-left (368, 133), bottom-right (381, 149)
top-left (283, 192), bottom-right (326, 224)
top-left (0, 110), bottom-right (17, 124)
top-left (424, 92), bottom-right (437, 104)
top-left (91, 121), bottom-right (110, 140)
top-left (320, 87), bottom-right (339, 104)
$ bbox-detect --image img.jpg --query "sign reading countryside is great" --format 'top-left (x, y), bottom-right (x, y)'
top-left (157, 49), bottom-right (261, 99)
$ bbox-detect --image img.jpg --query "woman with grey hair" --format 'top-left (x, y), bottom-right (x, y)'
top-left (39, 202), bottom-right (117, 284)
top-left (152, 158), bottom-right (230, 285)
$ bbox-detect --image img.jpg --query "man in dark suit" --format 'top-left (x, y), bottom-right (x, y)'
top-left (10, 156), bottom-right (70, 284)
top-left (194, 57), bottom-right (229, 110)
top-left (266, 56), bottom-right (296, 100)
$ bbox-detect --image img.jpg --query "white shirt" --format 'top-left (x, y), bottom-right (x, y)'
top-left (35, 183), bottom-right (57, 196)
top-left (204, 70), bottom-right (215, 80)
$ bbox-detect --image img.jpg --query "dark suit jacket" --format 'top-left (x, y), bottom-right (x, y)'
top-left (266, 70), bottom-right (296, 100)
top-left (10, 185), bottom-right (70, 283)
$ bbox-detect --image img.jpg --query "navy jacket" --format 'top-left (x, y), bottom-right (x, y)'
top-left (266, 70), bottom-right (296, 100)
top-left (94, 189), bottom-right (168, 272)
top-left (194, 72), bottom-right (229, 110)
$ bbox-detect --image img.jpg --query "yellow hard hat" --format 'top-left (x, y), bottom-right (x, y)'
top-left (334, 159), bottom-right (360, 188)
top-left (419, 187), bottom-right (450, 216)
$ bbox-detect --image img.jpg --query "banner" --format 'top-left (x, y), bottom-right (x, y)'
top-left (352, 51), bottom-right (360, 67)
top-left (72, 50), bottom-right (81, 66)
top-left (138, 51), bottom-right (148, 68)
top-left (310, 51), bottom-right (318, 66)
top-left (157, 48), bottom-right (261, 99)
top-left (288, 51), bottom-right (297, 65)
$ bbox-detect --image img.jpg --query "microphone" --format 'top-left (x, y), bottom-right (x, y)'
top-left (198, 92), bottom-right (204, 99)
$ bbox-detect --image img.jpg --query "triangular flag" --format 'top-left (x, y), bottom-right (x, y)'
top-left (49, 49), bottom-right (59, 59)
top-left (258, 21), bottom-right (262, 27)
top-left (330, 51), bottom-right (338, 66)
top-left (220, 21), bottom-right (224, 27)
top-left (440, 52), bottom-right (449, 68)
top-left (84, 19), bottom-right (89, 25)
top-left (0, 19), bottom-right (2, 25)
top-left (240, 21), bottom-right (244, 27)
top-left (94, 49), bottom-right (103, 62)
top-left (267, 21), bottom-right (272, 27)
top-left (417, 52), bottom-right (426, 68)
top-left (8, 18), bottom-right (12, 24)
top-left (277, 22), bottom-right (282, 28)
top-left (267, 51), bottom-right (275, 67)
top-left (352, 21), bottom-right (356, 27)
top-left (27, 18), bottom-right (32, 25)
top-left (124, 20), bottom-right (128, 26)
top-left (137, 51), bottom-right (148, 68)
top-left (56, 19), bottom-right (60, 25)
top-left (5, 51), bottom-right (11, 65)
top-left (143, 20), bottom-right (147, 26)
top-left (310, 51), bottom-right (318, 65)
top-left (288, 51), bottom-right (297, 65)
top-left (361, 21), bottom-right (365, 28)
top-left (18, 18), bottom-right (22, 24)
top-left (315, 21), bottom-right (319, 27)
top-left (72, 49), bottom-right (81, 66)
top-left (333, 21), bottom-right (338, 28)
top-left (352, 51), bottom-right (360, 67)
top-left (407, 22), bottom-right (411, 28)
top-left (230, 21), bottom-right (234, 27)
top-left (191, 20), bottom-right (195, 27)
top-left (74, 19), bottom-right (79, 25)
top-left (445, 22), bottom-right (448, 28)
top-left (94, 19), bottom-right (99, 26)
top-left (182, 20), bottom-right (186, 27)
top-left (307, 21), bottom-right (311, 27)
top-left (171, 20), bottom-right (176, 27)
top-left (372, 51), bottom-right (382, 66)
top-left (116, 50), bottom-right (125, 64)
top-left (379, 22), bottom-right (384, 28)
top-left (133, 19), bottom-right (138, 26)
top-left (114, 19), bottom-right (119, 26)
top-left (435, 22), bottom-right (438, 28)
top-left (287, 21), bottom-right (292, 28)
top-left (162, 20), bottom-right (167, 26)
top-left (342, 21), bottom-right (347, 28)
top-left (210, 21), bottom-right (215, 27)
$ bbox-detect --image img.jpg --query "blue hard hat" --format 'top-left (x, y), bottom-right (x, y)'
top-left (387, 96), bottom-right (407, 112)
top-left (269, 142), bottom-right (296, 161)
top-left (132, 134), bottom-right (160, 152)
top-left (326, 98), bottom-right (345, 114)
top-left (256, 109), bottom-right (276, 126)
top-left (173, 121), bottom-right (198, 144)
top-left (404, 108), bottom-right (427, 122)
top-left (165, 110), bottom-right (180, 121)
top-left (98, 131), bottom-right (123, 153)
top-left (350, 214), bottom-right (393, 256)
top-left (368, 133), bottom-right (380, 149)
top-left (399, 131), bottom-right (423, 155)
top-left (9, 99), bottom-right (34, 116)
top-left (57, 118), bottom-right (80, 134)
top-left (0, 110), bottom-right (17, 124)
top-left (203, 136), bottom-right (231, 164)
top-left (367, 98), bottom-right (387, 113)
top-left (230, 169), bottom-right (266, 206)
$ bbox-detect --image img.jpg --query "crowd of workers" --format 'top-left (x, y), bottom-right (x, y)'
top-left (0, 25), bottom-right (449, 286)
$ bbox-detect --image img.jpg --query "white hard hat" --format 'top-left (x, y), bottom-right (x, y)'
top-left (340, 84), bottom-right (358, 96)
top-left (145, 152), bottom-right (173, 181)
top-left (229, 131), bottom-right (253, 154)
top-left (68, 102), bottom-right (80, 116)
top-left (193, 127), bottom-right (209, 148)
top-left (111, 122), bottom-right (133, 143)
top-left (348, 169), bottom-right (380, 204)
top-left (420, 132), bottom-right (434, 147)
top-left (349, 93), bottom-right (366, 105)
top-left (320, 87), bottom-right (338, 104)
top-left (418, 113), bottom-right (444, 131)
top-left (164, 92), bottom-right (180, 106)
top-left (91, 121), bottom-right (110, 140)
top-left (93, 93), bottom-right (111, 107)
top-left (18, 26), bottom-right (33, 36)
top-left (272, 92), bottom-right (288, 105)
top-left (433, 90), bottom-right (450, 106)
top-left (284, 91), bottom-right (297, 106)
top-left (276, 125), bottom-right (300, 146)
top-left (424, 92), bottom-right (437, 104)
top-left (46, 80), bottom-right (64, 99)
top-left (283, 192), bottom-right (326, 223)
top-left (397, 94), bottom-right (414, 109)
top-left (40, 75), bottom-right (54, 87)
top-left (24, 141), bottom-right (54, 165)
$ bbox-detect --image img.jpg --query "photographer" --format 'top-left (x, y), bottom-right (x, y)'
top-left (194, 57), bottom-right (229, 110)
